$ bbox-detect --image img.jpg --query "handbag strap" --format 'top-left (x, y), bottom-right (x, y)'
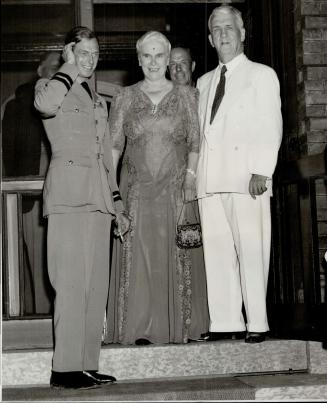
top-left (177, 201), bottom-right (200, 226)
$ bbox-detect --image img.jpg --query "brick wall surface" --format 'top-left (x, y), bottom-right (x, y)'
top-left (296, 1), bottom-right (327, 303)
top-left (299, 0), bottom-right (327, 155)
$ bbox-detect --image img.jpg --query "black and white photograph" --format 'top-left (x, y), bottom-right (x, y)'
top-left (1, 0), bottom-right (327, 402)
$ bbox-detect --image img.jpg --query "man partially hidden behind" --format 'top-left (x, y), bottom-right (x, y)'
top-left (196, 5), bottom-right (283, 343)
top-left (169, 46), bottom-right (196, 87)
top-left (169, 45), bottom-right (210, 340)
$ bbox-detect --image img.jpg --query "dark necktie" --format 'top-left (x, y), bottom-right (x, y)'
top-left (81, 81), bottom-right (92, 99)
top-left (210, 65), bottom-right (227, 124)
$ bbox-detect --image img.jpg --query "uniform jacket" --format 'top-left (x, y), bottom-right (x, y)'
top-left (34, 62), bottom-right (124, 217)
top-left (196, 53), bottom-right (283, 197)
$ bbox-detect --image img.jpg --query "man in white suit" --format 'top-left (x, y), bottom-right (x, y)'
top-left (196, 5), bottom-right (282, 343)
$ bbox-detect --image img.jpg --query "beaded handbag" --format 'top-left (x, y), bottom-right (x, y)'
top-left (176, 201), bottom-right (202, 249)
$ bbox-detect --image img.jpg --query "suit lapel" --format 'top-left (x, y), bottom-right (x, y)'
top-left (202, 67), bottom-right (220, 133)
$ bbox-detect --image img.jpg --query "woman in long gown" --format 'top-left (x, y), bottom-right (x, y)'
top-left (105, 31), bottom-right (209, 345)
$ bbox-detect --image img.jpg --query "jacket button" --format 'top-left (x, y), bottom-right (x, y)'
top-left (68, 160), bottom-right (74, 165)
top-left (74, 107), bottom-right (79, 112)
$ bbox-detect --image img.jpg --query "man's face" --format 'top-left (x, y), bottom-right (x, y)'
top-left (138, 39), bottom-right (169, 82)
top-left (73, 38), bottom-right (99, 79)
top-left (209, 11), bottom-right (245, 64)
top-left (169, 48), bottom-right (195, 86)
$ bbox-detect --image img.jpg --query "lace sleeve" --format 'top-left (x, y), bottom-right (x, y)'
top-left (108, 87), bottom-right (130, 153)
top-left (180, 86), bottom-right (200, 153)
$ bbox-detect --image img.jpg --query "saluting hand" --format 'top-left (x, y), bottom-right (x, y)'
top-left (249, 174), bottom-right (268, 199)
top-left (62, 42), bottom-right (76, 65)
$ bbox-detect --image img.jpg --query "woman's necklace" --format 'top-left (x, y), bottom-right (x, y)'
top-left (141, 80), bottom-right (172, 115)
top-left (151, 104), bottom-right (157, 115)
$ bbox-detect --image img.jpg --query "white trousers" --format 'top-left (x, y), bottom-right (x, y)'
top-left (198, 193), bottom-right (271, 333)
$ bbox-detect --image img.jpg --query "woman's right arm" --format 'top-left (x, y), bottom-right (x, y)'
top-left (108, 88), bottom-right (129, 176)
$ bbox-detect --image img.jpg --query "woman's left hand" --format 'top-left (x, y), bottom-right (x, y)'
top-left (183, 173), bottom-right (197, 202)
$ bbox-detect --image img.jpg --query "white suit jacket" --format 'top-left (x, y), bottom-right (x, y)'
top-left (196, 53), bottom-right (283, 197)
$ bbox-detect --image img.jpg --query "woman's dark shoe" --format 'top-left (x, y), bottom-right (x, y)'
top-left (245, 332), bottom-right (266, 344)
top-left (50, 371), bottom-right (99, 389)
top-left (194, 332), bottom-right (210, 341)
top-left (135, 338), bottom-right (152, 345)
top-left (194, 332), bottom-right (245, 342)
top-left (85, 371), bottom-right (116, 384)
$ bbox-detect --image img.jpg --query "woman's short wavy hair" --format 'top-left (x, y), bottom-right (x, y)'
top-left (208, 5), bottom-right (244, 33)
top-left (136, 31), bottom-right (171, 55)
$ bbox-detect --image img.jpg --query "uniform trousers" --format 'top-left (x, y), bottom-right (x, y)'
top-left (47, 211), bottom-right (112, 372)
top-left (198, 192), bottom-right (271, 333)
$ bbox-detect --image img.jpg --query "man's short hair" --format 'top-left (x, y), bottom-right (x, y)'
top-left (64, 26), bottom-right (98, 45)
top-left (136, 31), bottom-right (171, 55)
top-left (208, 5), bottom-right (244, 32)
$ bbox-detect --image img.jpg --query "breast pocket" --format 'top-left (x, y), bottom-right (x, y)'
top-left (45, 156), bottom-right (94, 207)
top-left (60, 105), bottom-right (91, 131)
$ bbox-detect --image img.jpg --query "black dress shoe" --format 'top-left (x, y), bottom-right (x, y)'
top-left (50, 371), bottom-right (100, 389)
top-left (135, 338), bottom-right (152, 345)
top-left (245, 332), bottom-right (266, 344)
top-left (85, 371), bottom-right (116, 384)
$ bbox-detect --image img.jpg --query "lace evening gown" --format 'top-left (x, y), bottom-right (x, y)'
top-left (105, 82), bottom-right (209, 345)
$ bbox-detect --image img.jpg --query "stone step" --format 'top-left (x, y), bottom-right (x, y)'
top-left (2, 373), bottom-right (327, 401)
top-left (242, 373), bottom-right (327, 400)
top-left (2, 339), bottom-right (309, 387)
